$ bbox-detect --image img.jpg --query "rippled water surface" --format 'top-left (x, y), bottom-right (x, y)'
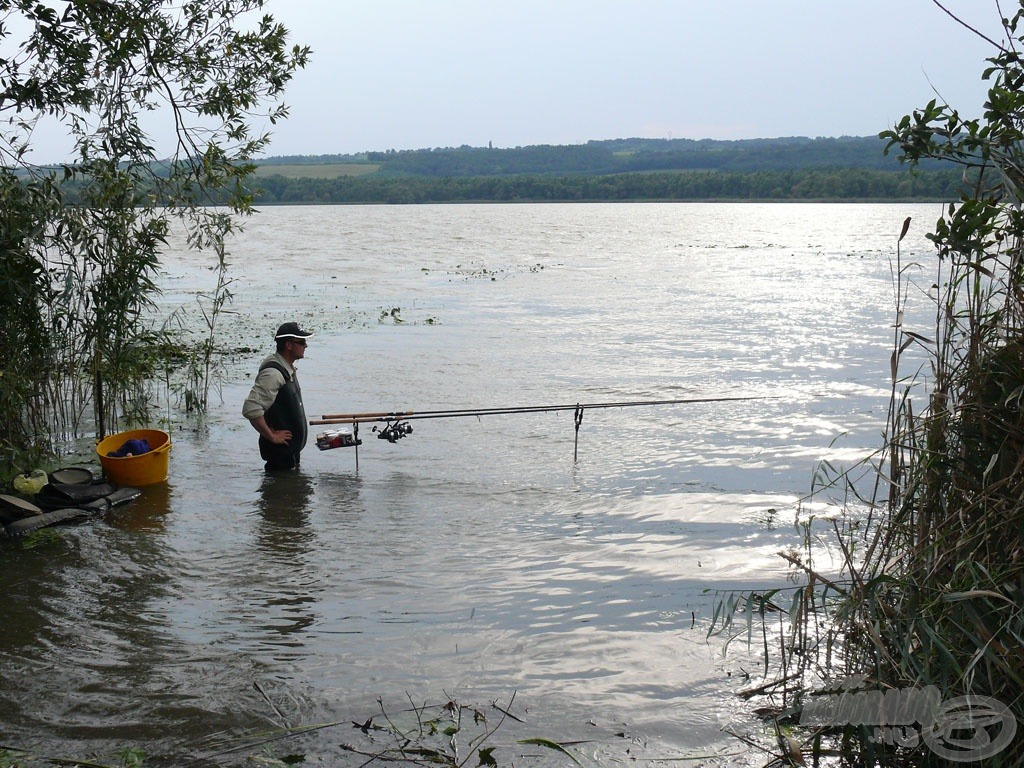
top-left (0, 203), bottom-right (942, 765)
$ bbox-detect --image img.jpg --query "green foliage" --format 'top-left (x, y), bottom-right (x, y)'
top-left (117, 747), bottom-right (146, 768)
top-left (0, 0), bottom-right (308, 476)
top-left (0, 172), bottom-right (57, 467)
top-left (516, 738), bottom-right (583, 765)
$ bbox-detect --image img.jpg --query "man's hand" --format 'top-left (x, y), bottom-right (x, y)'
top-left (250, 415), bottom-right (291, 444)
top-left (267, 428), bottom-right (292, 445)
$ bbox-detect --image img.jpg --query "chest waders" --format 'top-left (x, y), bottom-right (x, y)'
top-left (258, 361), bottom-right (308, 470)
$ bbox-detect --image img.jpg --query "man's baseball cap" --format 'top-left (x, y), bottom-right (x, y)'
top-left (275, 322), bottom-right (314, 340)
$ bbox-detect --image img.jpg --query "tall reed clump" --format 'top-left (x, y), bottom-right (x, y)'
top-left (782, 205), bottom-right (1024, 767)
top-left (712, 7), bottom-right (1024, 765)
top-left (1, 164), bottom-right (226, 462)
top-left (0, 173), bottom-right (63, 471)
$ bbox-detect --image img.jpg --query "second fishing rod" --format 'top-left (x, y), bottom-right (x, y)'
top-left (310, 394), bottom-right (772, 463)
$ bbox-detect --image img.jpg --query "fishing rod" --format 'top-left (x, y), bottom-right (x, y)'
top-left (310, 395), bottom-right (771, 466)
top-left (314, 396), bottom-right (759, 423)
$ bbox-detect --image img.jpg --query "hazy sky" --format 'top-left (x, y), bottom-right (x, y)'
top-left (256, 0), bottom-right (1003, 156)
top-left (12, 0), bottom-right (1009, 161)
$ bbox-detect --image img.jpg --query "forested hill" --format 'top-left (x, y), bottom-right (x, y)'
top-left (252, 135), bottom-right (961, 203)
top-left (260, 136), bottom-right (914, 176)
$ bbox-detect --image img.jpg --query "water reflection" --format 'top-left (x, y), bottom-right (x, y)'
top-left (255, 470), bottom-right (316, 556)
top-left (248, 470), bottom-right (365, 645)
top-left (108, 479), bottom-right (173, 533)
top-left (247, 470), bottom-right (317, 643)
top-left (310, 469), bottom-right (365, 519)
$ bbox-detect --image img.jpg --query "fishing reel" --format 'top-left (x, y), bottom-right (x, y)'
top-left (374, 420), bottom-right (414, 443)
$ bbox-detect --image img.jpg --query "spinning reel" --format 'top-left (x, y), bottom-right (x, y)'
top-left (373, 420), bottom-right (414, 443)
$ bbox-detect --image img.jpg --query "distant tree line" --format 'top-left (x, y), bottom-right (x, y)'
top-left (361, 136), bottom-right (921, 177)
top-left (260, 135), bottom-right (930, 178)
top-left (252, 167), bottom-right (966, 204)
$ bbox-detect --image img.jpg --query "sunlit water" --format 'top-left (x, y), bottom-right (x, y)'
top-left (0, 203), bottom-right (943, 765)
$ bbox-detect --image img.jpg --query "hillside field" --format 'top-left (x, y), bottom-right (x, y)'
top-left (252, 162), bottom-right (379, 179)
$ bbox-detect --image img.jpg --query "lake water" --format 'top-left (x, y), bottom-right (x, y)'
top-left (0, 203), bottom-right (943, 766)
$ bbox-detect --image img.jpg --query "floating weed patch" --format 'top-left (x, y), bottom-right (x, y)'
top-left (375, 306), bottom-right (440, 326)
top-left (446, 261), bottom-right (551, 281)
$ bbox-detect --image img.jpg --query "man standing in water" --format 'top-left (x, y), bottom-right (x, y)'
top-left (243, 322), bottom-right (313, 471)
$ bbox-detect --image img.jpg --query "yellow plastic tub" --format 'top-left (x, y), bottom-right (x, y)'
top-left (96, 429), bottom-right (171, 487)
